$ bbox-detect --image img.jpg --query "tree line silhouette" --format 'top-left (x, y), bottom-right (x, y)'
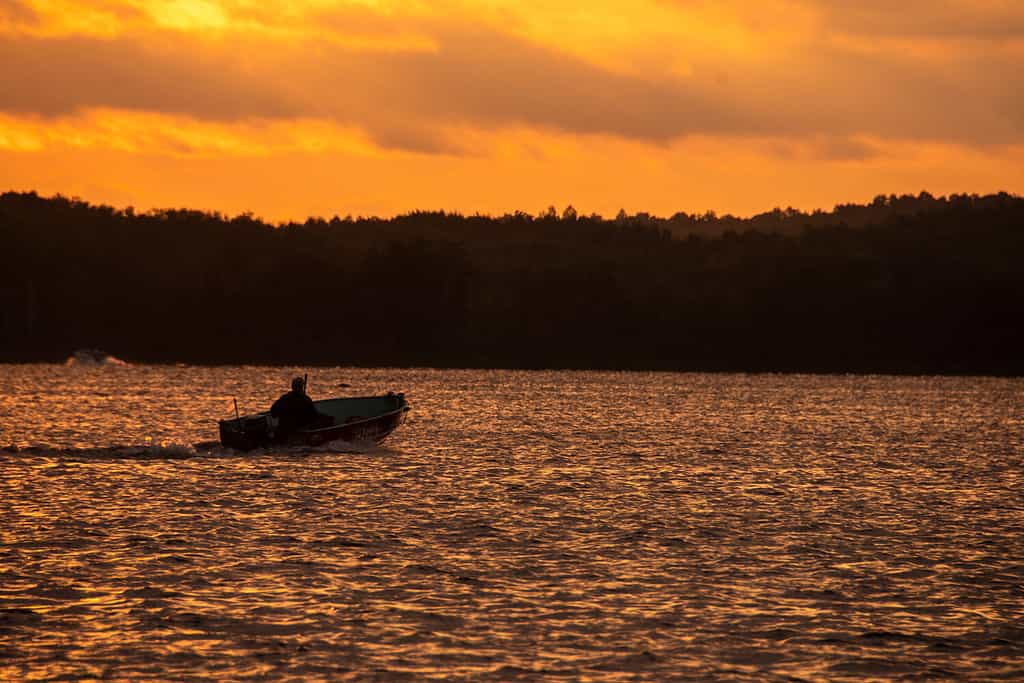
top-left (2, 190), bottom-right (1022, 374)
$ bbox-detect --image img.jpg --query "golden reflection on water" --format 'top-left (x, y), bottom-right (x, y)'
top-left (0, 366), bottom-right (1022, 680)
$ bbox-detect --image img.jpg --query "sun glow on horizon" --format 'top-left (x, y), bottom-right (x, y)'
top-left (0, 0), bottom-right (1021, 219)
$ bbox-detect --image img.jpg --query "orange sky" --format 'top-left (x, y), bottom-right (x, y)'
top-left (1, 0), bottom-right (1022, 220)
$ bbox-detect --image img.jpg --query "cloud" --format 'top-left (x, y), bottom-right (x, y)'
top-left (0, 0), bottom-right (36, 25)
top-left (0, 27), bottom-right (732, 144)
top-left (0, 34), bottom-right (300, 119)
top-left (315, 27), bottom-right (730, 143)
top-left (808, 0), bottom-right (1024, 40)
top-left (0, 5), bottom-right (1021, 153)
top-left (768, 135), bottom-right (883, 162)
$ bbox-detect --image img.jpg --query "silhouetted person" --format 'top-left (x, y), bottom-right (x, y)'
top-left (270, 376), bottom-right (319, 439)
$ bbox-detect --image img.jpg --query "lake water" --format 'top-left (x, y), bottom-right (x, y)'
top-left (1, 365), bottom-right (1022, 681)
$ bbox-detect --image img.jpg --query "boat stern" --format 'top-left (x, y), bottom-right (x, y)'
top-left (219, 413), bottom-right (273, 450)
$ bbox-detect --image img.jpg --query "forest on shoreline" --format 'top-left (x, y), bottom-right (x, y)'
top-left (2, 190), bottom-right (1022, 375)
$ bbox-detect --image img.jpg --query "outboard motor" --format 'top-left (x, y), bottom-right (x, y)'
top-left (219, 414), bottom-right (275, 450)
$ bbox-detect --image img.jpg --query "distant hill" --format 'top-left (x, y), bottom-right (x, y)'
top-left (2, 190), bottom-right (1022, 374)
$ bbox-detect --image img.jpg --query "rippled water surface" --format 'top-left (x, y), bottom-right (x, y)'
top-left (1, 365), bottom-right (1022, 681)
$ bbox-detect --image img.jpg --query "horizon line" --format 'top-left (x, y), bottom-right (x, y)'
top-left (4, 187), bottom-right (1021, 226)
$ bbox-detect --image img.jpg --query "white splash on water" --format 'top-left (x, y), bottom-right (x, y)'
top-left (64, 349), bottom-right (130, 367)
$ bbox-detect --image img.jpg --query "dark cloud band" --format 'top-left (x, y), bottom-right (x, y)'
top-left (0, 18), bottom-right (1020, 152)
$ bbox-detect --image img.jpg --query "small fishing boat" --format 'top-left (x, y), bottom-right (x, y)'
top-left (219, 392), bottom-right (410, 451)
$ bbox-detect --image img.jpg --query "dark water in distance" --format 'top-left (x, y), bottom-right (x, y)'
top-left (1, 365), bottom-right (1022, 681)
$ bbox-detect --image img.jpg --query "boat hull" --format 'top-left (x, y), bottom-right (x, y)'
top-left (218, 393), bottom-right (409, 451)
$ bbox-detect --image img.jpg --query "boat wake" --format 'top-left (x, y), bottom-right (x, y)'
top-left (1, 443), bottom-right (203, 460)
top-left (1, 439), bottom-right (396, 460)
